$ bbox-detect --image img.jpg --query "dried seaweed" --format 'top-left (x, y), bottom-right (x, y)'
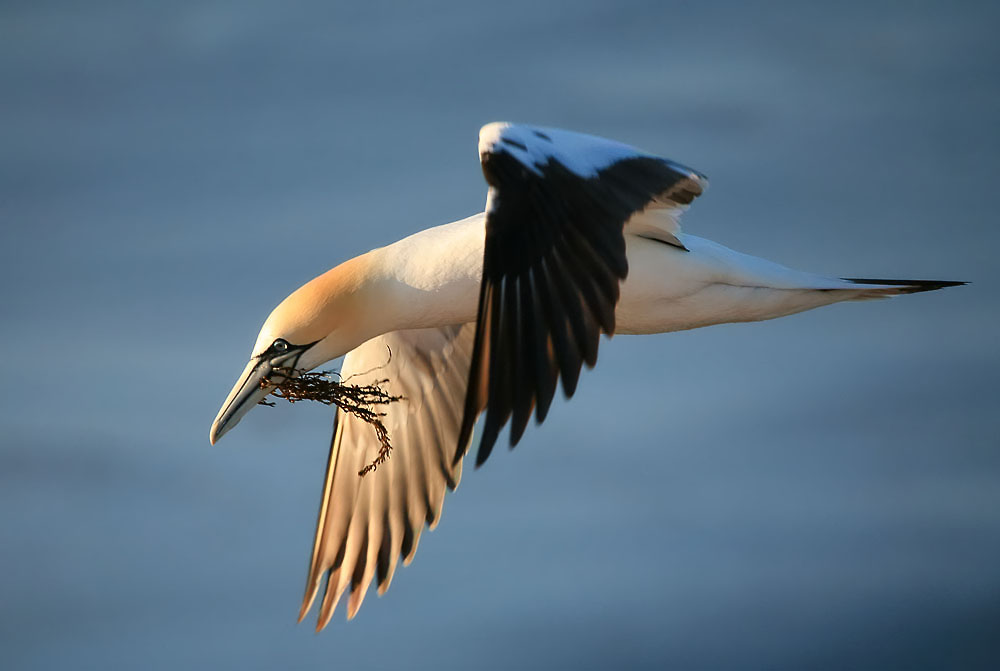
top-left (258, 368), bottom-right (402, 477)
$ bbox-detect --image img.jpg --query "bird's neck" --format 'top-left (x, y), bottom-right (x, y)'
top-left (280, 215), bottom-right (485, 368)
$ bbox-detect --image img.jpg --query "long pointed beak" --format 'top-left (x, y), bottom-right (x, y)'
top-left (210, 358), bottom-right (276, 445)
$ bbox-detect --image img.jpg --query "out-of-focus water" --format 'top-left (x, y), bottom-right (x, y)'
top-left (2, 1), bottom-right (998, 668)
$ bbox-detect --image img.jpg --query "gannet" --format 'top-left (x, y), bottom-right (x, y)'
top-left (210, 122), bottom-right (962, 630)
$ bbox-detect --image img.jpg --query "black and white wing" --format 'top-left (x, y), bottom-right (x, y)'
top-left (457, 123), bottom-right (707, 466)
top-left (301, 324), bottom-right (475, 629)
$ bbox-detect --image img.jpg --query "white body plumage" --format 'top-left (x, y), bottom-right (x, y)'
top-left (354, 211), bottom-right (903, 341)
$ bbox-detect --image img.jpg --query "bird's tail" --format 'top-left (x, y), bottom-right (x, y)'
top-left (838, 277), bottom-right (967, 299)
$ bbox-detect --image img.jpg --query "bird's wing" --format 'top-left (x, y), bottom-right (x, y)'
top-left (301, 323), bottom-right (475, 629)
top-left (623, 171), bottom-right (706, 249)
top-left (458, 122), bottom-right (707, 466)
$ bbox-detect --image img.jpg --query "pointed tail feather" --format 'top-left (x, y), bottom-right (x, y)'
top-left (840, 278), bottom-right (967, 295)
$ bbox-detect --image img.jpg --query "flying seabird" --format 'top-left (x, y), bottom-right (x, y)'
top-left (210, 122), bottom-right (963, 630)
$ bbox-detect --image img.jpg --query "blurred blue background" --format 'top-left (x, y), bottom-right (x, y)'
top-left (2, 1), bottom-right (998, 668)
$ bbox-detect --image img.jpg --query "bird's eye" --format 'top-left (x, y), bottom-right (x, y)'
top-left (272, 339), bottom-right (289, 352)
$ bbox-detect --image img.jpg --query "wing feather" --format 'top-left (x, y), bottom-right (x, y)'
top-left (301, 324), bottom-right (476, 628)
top-left (457, 123), bottom-right (707, 466)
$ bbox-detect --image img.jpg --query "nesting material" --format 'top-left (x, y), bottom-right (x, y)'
top-left (259, 369), bottom-right (402, 476)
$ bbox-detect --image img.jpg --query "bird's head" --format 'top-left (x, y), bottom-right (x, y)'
top-left (210, 257), bottom-right (371, 445)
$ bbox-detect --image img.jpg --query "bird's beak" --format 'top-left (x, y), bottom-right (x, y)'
top-left (210, 357), bottom-right (277, 445)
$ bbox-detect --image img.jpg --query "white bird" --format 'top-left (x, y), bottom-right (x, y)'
top-left (209, 122), bottom-right (962, 630)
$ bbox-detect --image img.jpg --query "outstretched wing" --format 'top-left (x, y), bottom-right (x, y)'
top-left (457, 122), bottom-right (707, 466)
top-left (301, 324), bottom-right (475, 629)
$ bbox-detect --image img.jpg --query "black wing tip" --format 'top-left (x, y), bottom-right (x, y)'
top-left (474, 448), bottom-right (489, 468)
top-left (841, 278), bottom-right (968, 294)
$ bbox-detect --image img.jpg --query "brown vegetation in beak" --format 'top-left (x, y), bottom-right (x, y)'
top-left (260, 369), bottom-right (402, 477)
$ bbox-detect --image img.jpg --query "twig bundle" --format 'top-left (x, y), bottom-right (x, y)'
top-left (258, 369), bottom-right (402, 477)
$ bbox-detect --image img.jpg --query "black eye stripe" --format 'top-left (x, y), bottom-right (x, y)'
top-left (258, 338), bottom-right (320, 359)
